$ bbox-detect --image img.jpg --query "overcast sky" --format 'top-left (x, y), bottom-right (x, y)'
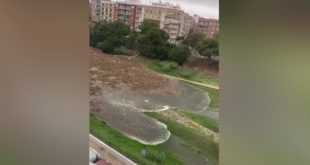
top-left (140, 0), bottom-right (219, 19)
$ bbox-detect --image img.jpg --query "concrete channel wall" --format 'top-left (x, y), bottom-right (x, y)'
top-left (89, 134), bottom-right (137, 165)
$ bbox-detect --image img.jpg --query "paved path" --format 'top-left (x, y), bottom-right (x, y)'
top-left (89, 134), bottom-right (137, 165)
top-left (162, 74), bottom-right (219, 90)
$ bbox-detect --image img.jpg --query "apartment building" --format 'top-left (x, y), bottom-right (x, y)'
top-left (99, 0), bottom-right (115, 21)
top-left (136, 4), bottom-right (165, 30)
top-left (90, 0), bottom-right (195, 40)
top-left (163, 8), bottom-right (182, 40)
top-left (134, 5), bottom-right (144, 30)
top-left (114, 1), bottom-right (137, 28)
top-left (90, 0), bottom-right (101, 22)
top-left (180, 13), bottom-right (194, 38)
top-left (140, 2), bottom-right (194, 40)
top-left (194, 18), bottom-right (219, 38)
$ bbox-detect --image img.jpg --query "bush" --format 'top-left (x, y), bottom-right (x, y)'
top-left (144, 147), bottom-right (166, 163)
top-left (99, 41), bottom-right (114, 53)
top-left (168, 44), bottom-right (191, 65)
top-left (157, 61), bottom-right (178, 72)
top-left (113, 47), bottom-right (133, 55)
top-left (96, 42), bottom-right (105, 50)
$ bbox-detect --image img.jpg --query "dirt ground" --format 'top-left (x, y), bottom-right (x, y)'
top-left (89, 47), bottom-right (181, 97)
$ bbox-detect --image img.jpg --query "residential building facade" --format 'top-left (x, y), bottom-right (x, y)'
top-left (180, 13), bottom-right (195, 38)
top-left (114, 1), bottom-right (137, 28)
top-left (90, 0), bottom-right (101, 22)
top-left (194, 18), bottom-right (219, 38)
top-left (137, 4), bottom-right (166, 30)
top-left (99, 0), bottom-right (115, 21)
top-left (90, 0), bottom-right (195, 40)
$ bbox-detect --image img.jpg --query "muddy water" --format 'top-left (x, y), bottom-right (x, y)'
top-left (92, 99), bottom-right (171, 145)
top-left (101, 81), bottom-right (210, 113)
top-left (92, 81), bottom-right (211, 144)
top-left (198, 107), bottom-right (219, 120)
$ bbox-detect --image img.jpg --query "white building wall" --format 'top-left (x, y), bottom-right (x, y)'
top-left (100, 1), bottom-right (115, 21)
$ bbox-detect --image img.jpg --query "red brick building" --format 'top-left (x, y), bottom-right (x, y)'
top-left (194, 18), bottom-right (219, 38)
top-left (114, 2), bottom-right (137, 29)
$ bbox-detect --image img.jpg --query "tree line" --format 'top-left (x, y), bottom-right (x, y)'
top-left (90, 19), bottom-right (219, 65)
top-left (184, 32), bottom-right (219, 64)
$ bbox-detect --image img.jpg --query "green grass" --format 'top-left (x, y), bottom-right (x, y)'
top-left (176, 110), bottom-right (219, 132)
top-left (143, 59), bottom-right (219, 86)
top-left (90, 114), bottom-right (182, 165)
top-left (145, 112), bottom-right (219, 160)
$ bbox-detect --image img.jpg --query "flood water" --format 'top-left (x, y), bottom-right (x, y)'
top-left (92, 81), bottom-right (211, 144)
top-left (92, 80), bottom-right (218, 164)
top-left (198, 107), bottom-right (219, 120)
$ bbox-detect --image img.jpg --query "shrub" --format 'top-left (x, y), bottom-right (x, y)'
top-left (157, 61), bottom-right (178, 72)
top-left (168, 44), bottom-right (191, 65)
top-left (144, 147), bottom-right (166, 163)
top-left (113, 47), bottom-right (133, 55)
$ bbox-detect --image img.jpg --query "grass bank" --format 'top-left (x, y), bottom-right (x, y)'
top-left (175, 109), bottom-right (219, 132)
top-left (144, 112), bottom-right (219, 161)
top-left (143, 59), bottom-right (218, 87)
top-left (90, 114), bottom-right (182, 165)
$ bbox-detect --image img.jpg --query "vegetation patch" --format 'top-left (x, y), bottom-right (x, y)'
top-left (144, 58), bottom-right (219, 87)
top-left (90, 114), bottom-right (182, 165)
top-left (90, 20), bottom-right (191, 64)
top-left (113, 46), bottom-right (133, 56)
top-left (176, 110), bottom-right (219, 132)
top-left (145, 112), bottom-right (219, 160)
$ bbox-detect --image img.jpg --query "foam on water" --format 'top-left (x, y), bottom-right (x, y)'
top-left (124, 121), bottom-right (171, 145)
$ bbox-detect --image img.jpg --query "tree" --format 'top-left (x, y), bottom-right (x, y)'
top-left (90, 21), bottom-right (107, 47)
top-left (197, 36), bottom-right (219, 62)
top-left (126, 31), bottom-right (138, 50)
top-left (183, 32), bottom-right (204, 48)
top-left (168, 44), bottom-right (191, 65)
top-left (138, 25), bottom-right (170, 60)
top-left (89, 21), bottom-right (131, 53)
top-left (176, 36), bottom-right (184, 41)
top-left (139, 19), bottom-right (160, 34)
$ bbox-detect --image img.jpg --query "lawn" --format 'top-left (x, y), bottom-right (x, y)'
top-left (90, 114), bottom-right (182, 165)
top-left (176, 109), bottom-right (219, 132)
top-left (143, 59), bottom-right (219, 87)
top-left (144, 112), bottom-right (219, 161)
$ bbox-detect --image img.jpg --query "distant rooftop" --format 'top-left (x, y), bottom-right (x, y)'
top-left (151, 2), bottom-right (180, 9)
top-left (112, 0), bottom-right (182, 9)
